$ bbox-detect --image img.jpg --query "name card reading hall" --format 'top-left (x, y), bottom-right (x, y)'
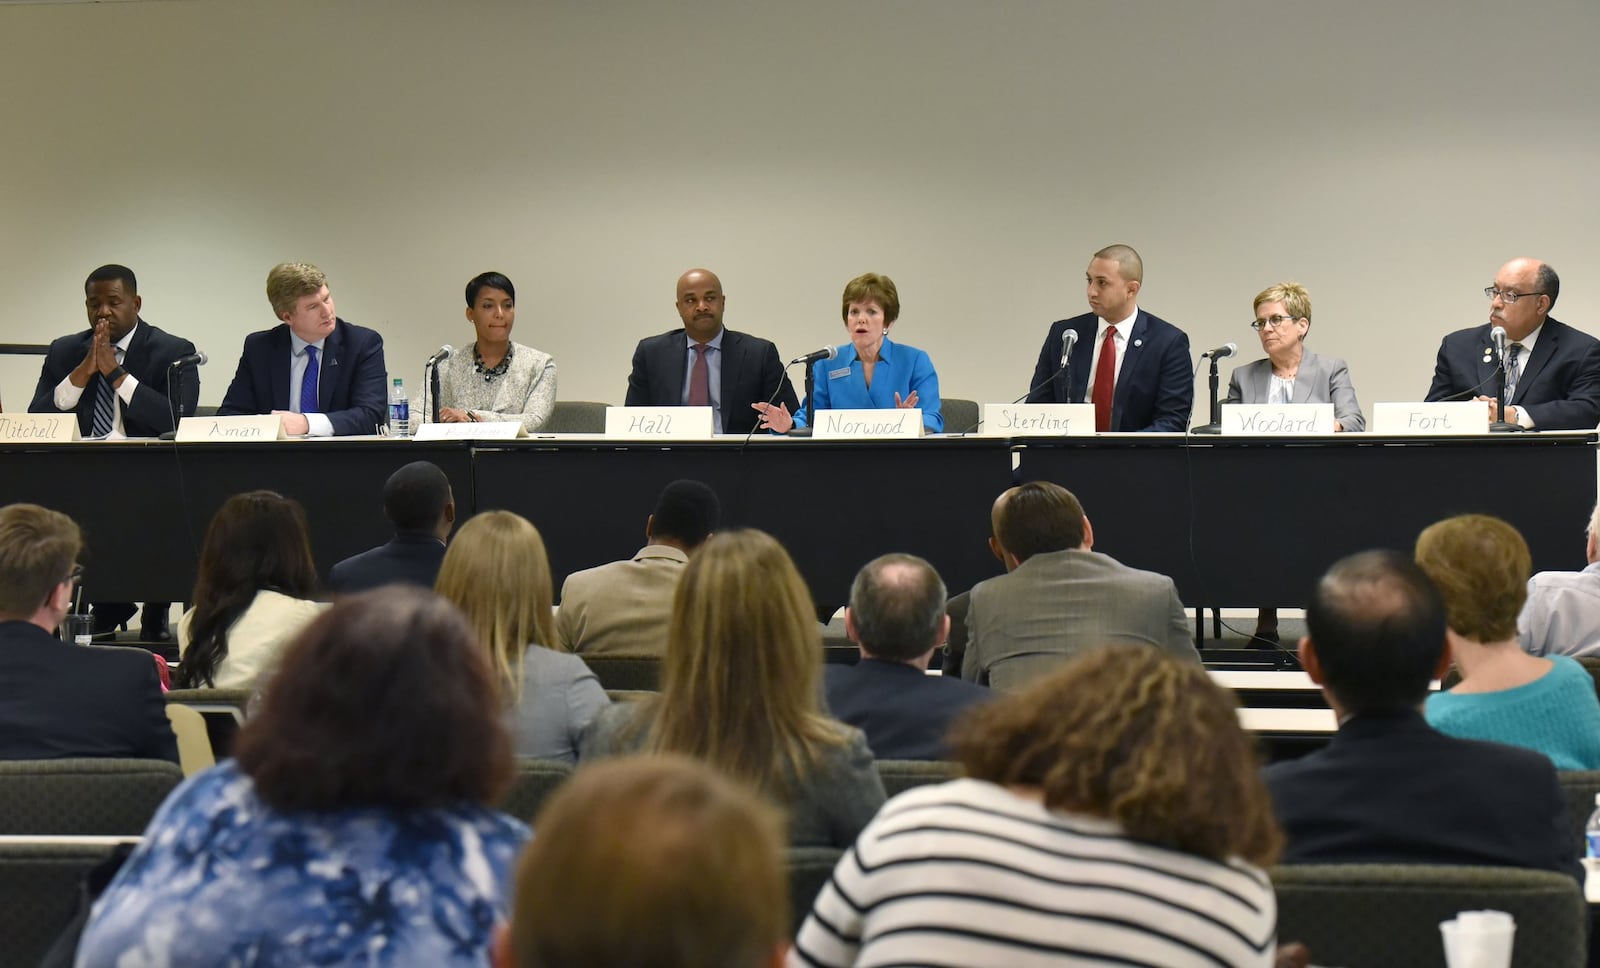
top-left (811, 408), bottom-right (924, 439)
top-left (175, 415), bottom-right (286, 442)
top-left (0, 414), bottom-right (81, 442)
top-left (603, 406), bottom-right (715, 440)
top-left (1221, 403), bottom-right (1336, 436)
top-left (979, 403), bottom-right (1095, 437)
top-left (413, 421), bottom-right (525, 441)
top-left (1372, 402), bottom-right (1489, 436)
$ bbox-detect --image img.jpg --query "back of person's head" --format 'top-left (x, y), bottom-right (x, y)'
top-left (383, 461), bottom-right (452, 533)
top-left (1305, 549), bottom-right (1447, 714)
top-left (235, 587), bottom-right (512, 811)
top-left (847, 553), bottom-right (947, 662)
top-left (951, 644), bottom-right (1280, 867)
top-left (1414, 514), bottom-right (1530, 643)
top-left (994, 481), bottom-right (1086, 561)
top-left (0, 504), bottom-right (81, 619)
top-left (179, 491), bottom-right (319, 688)
top-left (503, 756), bottom-right (786, 968)
top-left (648, 479), bottom-right (720, 549)
top-left (435, 510), bottom-right (557, 703)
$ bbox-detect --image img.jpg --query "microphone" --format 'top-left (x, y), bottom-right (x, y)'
top-left (790, 345), bottom-right (838, 366)
top-left (1490, 325), bottom-right (1508, 360)
top-left (425, 344), bottom-right (453, 367)
top-left (169, 351), bottom-right (207, 369)
top-left (1200, 342), bottom-right (1238, 360)
top-left (1058, 329), bottom-right (1079, 370)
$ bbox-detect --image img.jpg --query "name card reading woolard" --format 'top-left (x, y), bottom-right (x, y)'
top-left (812, 408), bottom-right (924, 439)
top-left (413, 421), bottom-right (525, 441)
top-left (0, 414), bottom-right (80, 442)
top-left (175, 415), bottom-right (286, 442)
top-left (1372, 402), bottom-right (1489, 436)
top-left (603, 406), bottom-right (714, 440)
top-left (980, 403), bottom-right (1095, 437)
top-left (1221, 403), bottom-right (1336, 436)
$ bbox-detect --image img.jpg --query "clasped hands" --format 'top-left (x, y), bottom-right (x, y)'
top-left (752, 390), bottom-right (919, 434)
top-left (71, 320), bottom-right (122, 388)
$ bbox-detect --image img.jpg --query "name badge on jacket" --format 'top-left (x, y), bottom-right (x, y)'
top-left (827, 367), bottom-right (852, 380)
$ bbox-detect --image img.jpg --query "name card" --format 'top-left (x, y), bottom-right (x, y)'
top-left (812, 408), bottom-right (924, 439)
top-left (413, 421), bottom-right (525, 441)
top-left (978, 403), bottom-right (1095, 437)
top-left (604, 406), bottom-right (715, 439)
top-left (1221, 404), bottom-right (1336, 435)
top-left (0, 414), bottom-right (80, 442)
top-left (1372, 402), bottom-right (1488, 436)
top-left (175, 415), bottom-right (286, 442)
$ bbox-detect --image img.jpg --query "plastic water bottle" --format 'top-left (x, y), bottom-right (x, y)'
top-left (1586, 794), bottom-right (1600, 902)
top-left (388, 378), bottom-right (410, 437)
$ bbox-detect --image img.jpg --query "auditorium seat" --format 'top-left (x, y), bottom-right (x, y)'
top-left (0, 837), bottom-right (138, 968)
top-left (939, 397), bottom-right (979, 435)
top-left (542, 401), bottom-right (609, 434)
top-left (1557, 770), bottom-right (1600, 858)
top-left (786, 846), bottom-right (843, 938)
top-left (164, 705), bottom-right (215, 776)
top-left (605, 689), bottom-right (653, 704)
top-left (1577, 657), bottom-right (1600, 698)
top-left (499, 758), bottom-right (575, 824)
top-left (0, 759), bottom-right (181, 836)
top-left (581, 655), bottom-right (661, 691)
top-left (164, 687), bottom-right (254, 758)
top-left (874, 759), bottom-right (959, 798)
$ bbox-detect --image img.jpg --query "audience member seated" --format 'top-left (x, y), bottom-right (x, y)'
top-left (823, 553), bottom-right (991, 760)
top-left (437, 511), bottom-right (607, 763)
top-left (175, 491), bottom-right (326, 690)
top-left (582, 529), bottom-right (886, 847)
top-left (1264, 550), bottom-right (1579, 881)
top-left (794, 645), bottom-right (1282, 967)
top-left (556, 479), bottom-right (720, 656)
top-left (954, 480), bottom-right (1197, 686)
top-left (1520, 502), bottom-right (1600, 658)
top-left (495, 755), bottom-right (786, 968)
top-left (75, 589), bottom-right (527, 967)
top-left (0, 503), bottom-right (177, 763)
top-left (327, 460), bottom-right (455, 593)
top-left (1415, 514), bottom-right (1600, 769)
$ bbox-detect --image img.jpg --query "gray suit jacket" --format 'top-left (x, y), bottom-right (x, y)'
top-left (1224, 349), bottom-right (1365, 431)
top-left (962, 549), bottom-right (1198, 689)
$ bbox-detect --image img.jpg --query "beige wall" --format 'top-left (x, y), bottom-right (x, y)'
top-left (2, 0), bottom-right (1597, 417)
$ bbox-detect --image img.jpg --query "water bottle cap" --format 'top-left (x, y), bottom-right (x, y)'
top-left (1594, 793), bottom-right (1600, 806)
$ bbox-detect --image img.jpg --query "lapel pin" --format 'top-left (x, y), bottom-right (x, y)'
top-left (1133, 339), bottom-right (1143, 348)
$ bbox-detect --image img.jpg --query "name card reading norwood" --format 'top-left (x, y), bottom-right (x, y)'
top-left (1372, 402), bottom-right (1489, 436)
top-left (979, 403), bottom-right (1095, 437)
top-left (811, 408), bottom-right (924, 439)
top-left (0, 414), bottom-right (81, 442)
top-left (175, 415), bottom-right (286, 442)
top-left (1221, 403), bottom-right (1336, 436)
top-left (413, 421), bottom-right (525, 441)
top-left (603, 406), bottom-right (715, 440)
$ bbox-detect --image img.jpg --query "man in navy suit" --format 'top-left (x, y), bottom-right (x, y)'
top-left (1026, 244), bottom-right (1194, 432)
top-left (1425, 257), bottom-right (1600, 430)
top-left (327, 461), bottom-right (455, 594)
top-left (824, 554), bottom-right (991, 761)
top-left (219, 262), bottom-right (387, 436)
top-left (624, 268), bottom-right (797, 435)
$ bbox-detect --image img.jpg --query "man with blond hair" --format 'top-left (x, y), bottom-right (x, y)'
top-left (1520, 503), bottom-right (1600, 658)
top-left (219, 262), bottom-right (387, 436)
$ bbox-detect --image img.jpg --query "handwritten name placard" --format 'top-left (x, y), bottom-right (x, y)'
top-left (413, 421), bottom-right (525, 441)
top-left (0, 414), bottom-right (80, 442)
top-left (603, 406), bottom-right (715, 440)
top-left (979, 403), bottom-right (1095, 437)
top-left (1372, 402), bottom-right (1488, 436)
top-left (1221, 404), bottom-right (1336, 436)
top-left (175, 415), bottom-right (286, 442)
top-left (811, 408), bottom-right (924, 439)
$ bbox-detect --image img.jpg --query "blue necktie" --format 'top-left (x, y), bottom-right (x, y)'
top-left (300, 345), bottom-right (319, 413)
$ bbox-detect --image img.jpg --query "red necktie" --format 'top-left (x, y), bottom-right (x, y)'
top-left (1092, 325), bottom-right (1117, 432)
top-left (687, 343), bottom-right (711, 407)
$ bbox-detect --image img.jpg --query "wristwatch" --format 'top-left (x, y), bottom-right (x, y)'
top-left (109, 365), bottom-right (128, 383)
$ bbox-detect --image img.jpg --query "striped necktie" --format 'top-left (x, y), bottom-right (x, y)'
top-left (91, 375), bottom-right (114, 437)
top-left (1504, 342), bottom-right (1523, 402)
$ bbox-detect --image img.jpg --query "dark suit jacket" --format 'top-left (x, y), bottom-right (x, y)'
top-left (624, 327), bottom-right (798, 435)
top-left (1264, 709), bottom-right (1578, 882)
top-left (28, 320), bottom-right (199, 437)
top-left (218, 318), bottom-right (387, 436)
top-left (1026, 309), bottom-right (1194, 432)
top-left (0, 620), bottom-right (179, 763)
top-left (823, 658), bottom-right (993, 761)
top-left (1425, 318), bottom-right (1600, 430)
top-left (327, 532), bottom-right (447, 594)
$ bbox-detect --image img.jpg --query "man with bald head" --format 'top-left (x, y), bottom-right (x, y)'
top-left (1425, 257), bottom-right (1600, 429)
top-left (624, 268), bottom-right (798, 435)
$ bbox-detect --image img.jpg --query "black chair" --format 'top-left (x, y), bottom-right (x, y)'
top-left (939, 397), bottom-right (980, 434)
top-left (0, 837), bottom-right (139, 968)
top-left (580, 655), bottom-right (661, 691)
top-left (874, 759), bottom-right (959, 798)
top-left (542, 401), bottom-right (609, 433)
top-left (1557, 770), bottom-right (1600, 859)
top-left (786, 846), bottom-right (844, 937)
top-left (0, 759), bottom-right (182, 836)
top-left (499, 758), bottom-right (575, 824)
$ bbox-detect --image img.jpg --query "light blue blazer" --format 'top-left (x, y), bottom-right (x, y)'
top-left (793, 337), bottom-right (943, 432)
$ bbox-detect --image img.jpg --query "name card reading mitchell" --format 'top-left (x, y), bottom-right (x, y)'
top-left (0, 414), bottom-right (81, 442)
top-left (1221, 403), bottom-right (1336, 436)
top-left (980, 403), bottom-right (1095, 437)
top-left (811, 408), bottom-right (924, 439)
top-left (603, 406), bottom-right (715, 440)
top-left (1372, 402), bottom-right (1488, 436)
top-left (413, 421), bottom-right (525, 441)
top-left (175, 415), bottom-right (286, 442)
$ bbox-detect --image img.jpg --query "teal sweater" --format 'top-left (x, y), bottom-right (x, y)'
top-left (1425, 655), bottom-right (1600, 769)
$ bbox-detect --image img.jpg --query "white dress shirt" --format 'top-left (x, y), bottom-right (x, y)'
top-left (1084, 306), bottom-right (1138, 404)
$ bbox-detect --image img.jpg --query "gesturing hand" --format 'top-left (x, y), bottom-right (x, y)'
top-left (751, 400), bottom-right (795, 434)
top-left (894, 390), bottom-right (919, 409)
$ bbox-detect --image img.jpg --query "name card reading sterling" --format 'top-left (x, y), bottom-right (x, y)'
top-left (1221, 404), bottom-right (1336, 436)
top-left (1372, 402), bottom-right (1488, 436)
top-left (811, 408), bottom-right (924, 439)
top-left (979, 403), bottom-right (1095, 437)
top-left (175, 415), bottom-right (286, 442)
top-left (604, 406), bottom-right (715, 440)
top-left (413, 421), bottom-right (525, 441)
top-left (0, 414), bottom-right (81, 442)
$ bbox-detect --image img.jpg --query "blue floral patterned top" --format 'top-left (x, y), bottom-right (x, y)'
top-left (75, 760), bottom-right (529, 968)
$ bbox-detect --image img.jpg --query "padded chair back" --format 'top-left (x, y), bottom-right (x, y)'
top-left (499, 758), bottom-right (575, 824)
top-left (874, 759), bottom-right (959, 798)
top-left (1557, 770), bottom-right (1600, 859)
top-left (939, 397), bottom-right (980, 434)
top-left (1576, 656), bottom-right (1600, 698)
top-left (543, 400), bottom-right (609, 433)
top-left (1273, 864), bottom-right (1586, 968)
top-left (605, 689), bottom-right (654, 704)
top-left (0, 759), bottom-right (182, 836)
top-left (165, 687), bottom-right (254, 758)
top-left (0, 838), bottom-right (138, 968)
top-left (787, 846), bottom-right (844, 938)
top-left (164, 705), bottom-right (216, 776)
top-left (581, 654), bottom-right (661, 691)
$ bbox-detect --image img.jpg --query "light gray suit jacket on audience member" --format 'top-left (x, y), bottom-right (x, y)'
top-left (556, 545), bottom-right (687, 656)
top-left (1224, 349), bottom-right (1365, 431)
top-left (1520, 562), bottom-right (1600, 658)
top-left (509, 646), bottom-right (609, 763)
top-left (963, 548), bottom-right (1199, 689)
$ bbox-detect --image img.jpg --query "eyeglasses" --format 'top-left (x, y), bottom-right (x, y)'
top-left (65, 564), bottom-right (84, 586)
top-left (1250, 315), bottom-right (1302, 331)
top-left (1484, 287), bottom-right (1548, 304)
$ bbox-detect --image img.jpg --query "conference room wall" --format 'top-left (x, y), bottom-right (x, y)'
top-left (1, 0), bottom-right (1595, 420)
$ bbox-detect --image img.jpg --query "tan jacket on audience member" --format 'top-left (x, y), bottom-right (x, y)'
top-left (556, 545), bottom-right (687, 656)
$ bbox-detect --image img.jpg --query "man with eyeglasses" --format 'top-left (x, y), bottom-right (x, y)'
top-left (1424, 258), bottom-right (1600, 430)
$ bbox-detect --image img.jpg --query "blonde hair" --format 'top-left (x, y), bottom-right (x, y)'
top-left (0, 504), bottom-right (80, 618)
top-left (266, 262), bottom-right (328, 319)
top-left (435, 510), bottom-right (559, 702)
top-left (1254, 281), bottom-right (1312, 327)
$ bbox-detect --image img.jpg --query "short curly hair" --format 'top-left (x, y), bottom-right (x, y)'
top-left (1414, 514), bottom-right (1530, 643)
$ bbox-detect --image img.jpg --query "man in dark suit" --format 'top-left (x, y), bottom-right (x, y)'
top-left (0, 504), bottom-right (178, 763)
top-left (1026, 244), bottom-right (1194, 432)
top-left (327, 461), bottom-right (455, 594)
top-left (1264, 549), bottom-right (1577, 881)
top-left (624, 268), bottom-right (797, 435)
top-left (824, 554), bottom-right (992, 761)
top-left (1425, 257), bottom-right (1600, 430)
top-left (219, 261), bottom-right (387, 436)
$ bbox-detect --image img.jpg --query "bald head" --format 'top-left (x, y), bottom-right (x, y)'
top-left (1093, 244), bottom-right (1144, 284)
top-left (676, 268), bottom-right (726, 343)
top-left (847, 553), bottom-right (948, 662)
top-left (1490, 257), bottom-right (1559, 341)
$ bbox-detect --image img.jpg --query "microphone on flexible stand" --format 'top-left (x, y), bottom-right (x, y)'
top-left (787, 346), bottom-right (838, 437)
top-left (424, 345), bottom-right (453, 424)
top-left (951, 330), bottom-right (1081, 435)
top-left (1191, 342), bottom-right (1238, 435)
top-left (159, 351), bottom-right (208, 439)
top-left (1488, 325), bottom-right (1522, 433)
